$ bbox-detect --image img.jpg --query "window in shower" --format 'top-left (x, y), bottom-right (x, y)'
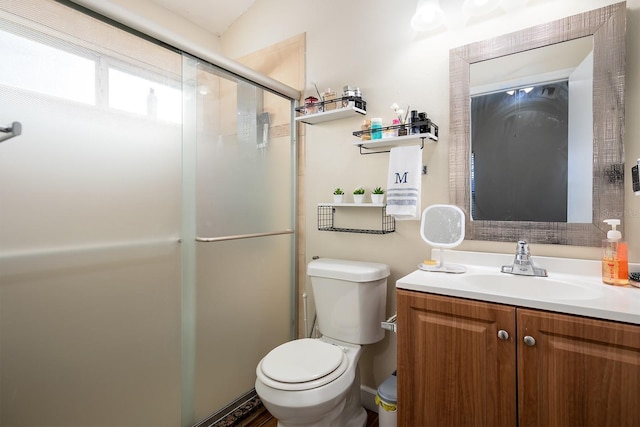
top-left (0, 26), bottom-right (181, 123)
top-left (108, 67), bottom-right (182, 123)
top-left (0, 27), bottom-right (95, 104)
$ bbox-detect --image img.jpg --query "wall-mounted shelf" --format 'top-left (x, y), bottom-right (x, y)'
top-left (352, 121), bottom-right (439, 155)
top-left (320, 203), bottom-right (386, 207)
top-left (296, 105), bottom-right (366, 125)
top-left (317, 203), bottom-right (395, 234)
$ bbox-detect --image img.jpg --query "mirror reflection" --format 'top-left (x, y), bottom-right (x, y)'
top-left (469, 37), bottom-right (593, 223)
top-left (471, 81), bottom-right (569, 221)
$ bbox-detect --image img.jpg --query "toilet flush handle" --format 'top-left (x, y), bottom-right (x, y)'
top-left (381, 314), bottom-right (397, 333)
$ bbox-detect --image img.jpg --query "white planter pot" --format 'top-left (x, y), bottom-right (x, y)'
top-left (333, 194), bottom-right (344, 204)
top-left (353, 194), bottom-right (365, 204)
top-left (371, 194), bottom-right (385, 204)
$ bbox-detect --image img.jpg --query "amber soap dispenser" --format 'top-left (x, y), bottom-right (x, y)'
top-left (602, 219), bottom-right (629, 286)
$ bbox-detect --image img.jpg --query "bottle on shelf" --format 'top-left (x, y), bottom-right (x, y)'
top-left (371, 118), bottom-right (383, 140)
top-left (147, 88), bottom-right (157, 118)
top-left (410, 110), bottom-right (419, 134)
top-left (361, 119), bottom-right (372, 141)
top-left (324, 88), bottom-right (337, 111)
top-left (418, 112), bottom-right (429, 133)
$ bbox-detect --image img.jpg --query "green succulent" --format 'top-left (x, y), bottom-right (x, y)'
top-left (353, 187), bottom-right (365, 195)
top-left (333, 187), bottom-right (344, 195)
top-left (372, 186), bottom-right (385, 194)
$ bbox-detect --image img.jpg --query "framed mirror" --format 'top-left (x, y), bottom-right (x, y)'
top-left (449, 2), bottom-right (626, 246)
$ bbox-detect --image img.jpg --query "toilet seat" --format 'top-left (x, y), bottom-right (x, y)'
top-left (258, 338), bottom-right (348, 391)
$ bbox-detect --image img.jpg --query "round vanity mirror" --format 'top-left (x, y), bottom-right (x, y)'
top-left (419, 204), bottom-right (466, 273)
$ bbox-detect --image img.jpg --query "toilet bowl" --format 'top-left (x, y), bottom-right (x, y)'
top-left (255, 258), bottom-right (390, 427)
top-left (255, 337), bottom-right (365, 427)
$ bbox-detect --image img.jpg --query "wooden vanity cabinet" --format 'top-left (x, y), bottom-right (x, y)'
top-left (518, 308), bottom-right (640, 427)
top-left (397, 290), bottom-right (517, 427)
top-left (397, 290), bottom-right (640, 427)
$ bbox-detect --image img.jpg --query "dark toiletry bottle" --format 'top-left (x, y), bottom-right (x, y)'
top-left (410, 110), bottom-right (419, 134)
top-left (418, 112), bottom-right (428, 133)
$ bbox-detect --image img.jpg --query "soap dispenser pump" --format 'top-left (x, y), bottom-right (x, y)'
top-left (602, 219), bottom-right (629, 286)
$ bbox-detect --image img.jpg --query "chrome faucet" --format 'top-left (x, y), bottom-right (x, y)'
top-left (501, 241), bottom-right (548, 277)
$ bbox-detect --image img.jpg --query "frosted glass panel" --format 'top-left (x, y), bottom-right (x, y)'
top-left (195, 62), bottom-right (294, 238)
top-left (186, 55), bottom-right (295, 423)
top-left (0, 92), bottom-right (181, 252)
top-left (193, 236), bottom-right (293, 420)
top-left (0, 8), bottom-right (182, 426)
top-left (0, 244), bottom-right (181, 426)
top-left (1, 3), bottom-right (295, 426)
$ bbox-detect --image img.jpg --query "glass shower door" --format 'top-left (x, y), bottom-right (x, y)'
top-left (0, 3), bottom-right (296, 426)
top-left (0, 6), bottom-right (183, 426)
top-left (182, 55), bottom-right (296, 423)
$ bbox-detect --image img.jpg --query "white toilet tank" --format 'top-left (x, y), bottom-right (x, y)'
top-left (307, 258), bottom-right (390, 345)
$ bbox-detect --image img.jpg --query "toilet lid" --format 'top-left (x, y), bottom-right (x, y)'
top-left (260, 339), bottom-right (347, 389)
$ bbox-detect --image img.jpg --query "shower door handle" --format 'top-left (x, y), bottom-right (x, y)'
top-left (195, 229), bottom-right (294, 243)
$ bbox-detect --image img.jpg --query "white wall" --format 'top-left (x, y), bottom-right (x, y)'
top-left (221, 0), bottom-right (640, 390)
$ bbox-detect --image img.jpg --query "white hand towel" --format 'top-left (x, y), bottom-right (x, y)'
top-left (386, 145), bottom-right (422, 220)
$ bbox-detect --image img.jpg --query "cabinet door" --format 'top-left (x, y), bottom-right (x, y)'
top-left (397, 290), bottom-right (517, 427)
top-left (518, 309), bottom-right (640, 427)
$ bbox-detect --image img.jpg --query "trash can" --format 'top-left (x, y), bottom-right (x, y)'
top-left (375, 372), bottom-right (397, 427)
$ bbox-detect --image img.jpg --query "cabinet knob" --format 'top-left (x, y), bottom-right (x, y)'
top-left (497, 330), bottom-right (509, 340)
top-left (523, 335), bottom-right (536, 346)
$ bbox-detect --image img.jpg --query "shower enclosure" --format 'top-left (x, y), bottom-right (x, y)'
top-left (0, 1), bottom-right (296, 426)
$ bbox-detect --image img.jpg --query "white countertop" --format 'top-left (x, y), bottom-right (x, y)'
top-left (396, 249), bottom-right (640, 325)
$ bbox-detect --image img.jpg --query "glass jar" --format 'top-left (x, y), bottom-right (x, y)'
top-left (305, 96), bottom-right (319, 114)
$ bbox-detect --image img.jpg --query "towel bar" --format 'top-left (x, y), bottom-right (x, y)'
top-left (357, 137), bottom-right (426, 155)
top-left (0, 121), bottom-right (22, 144)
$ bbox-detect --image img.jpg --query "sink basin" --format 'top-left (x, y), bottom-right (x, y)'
top-left (461, 273), bottom-right (603, 301)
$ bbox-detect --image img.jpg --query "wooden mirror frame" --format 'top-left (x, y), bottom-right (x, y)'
top-left (449, 2), bottom-right (626, 246)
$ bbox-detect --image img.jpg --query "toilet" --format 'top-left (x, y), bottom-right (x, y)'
top-left (255, 258), bottom-right (390, 427)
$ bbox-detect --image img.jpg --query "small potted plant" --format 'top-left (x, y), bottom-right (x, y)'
top-left (353, 186), bottom-right (366, 204)
top-left (333, 187), bottom-right (344, 204)
top-left (371, 186), bottom-right (385, 204)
